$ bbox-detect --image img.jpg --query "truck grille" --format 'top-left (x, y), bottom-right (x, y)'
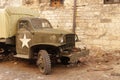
top-left (65, 34), bottom-right (75, 47)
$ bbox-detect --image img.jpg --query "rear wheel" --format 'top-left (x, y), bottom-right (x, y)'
top-left (37, 50), bottom-right (51, 74)
top-left (0, 46), bottom-right (6, 60)
top-left (0, 48), bottom-right (4, 60)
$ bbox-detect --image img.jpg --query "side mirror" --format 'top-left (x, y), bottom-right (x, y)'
top-left (75, 34), bottom-right (81, 42)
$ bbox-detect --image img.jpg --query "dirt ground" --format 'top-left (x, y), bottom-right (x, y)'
top-left (0, 53), bottom-right (120, 80)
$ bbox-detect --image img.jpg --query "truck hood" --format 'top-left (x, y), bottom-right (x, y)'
top-left (36, 28), bottom-right (74, 35)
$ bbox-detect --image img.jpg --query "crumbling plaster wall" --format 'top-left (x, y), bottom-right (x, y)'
top-left (0, 0), bottom-right (22, 7)
top-left (75, 0), bottom-right (120, 52)
top-left (38, 0), bottom-right (120, 54)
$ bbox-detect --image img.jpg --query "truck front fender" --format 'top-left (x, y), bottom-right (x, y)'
top-left (30, 43), bottom-right (60, 59)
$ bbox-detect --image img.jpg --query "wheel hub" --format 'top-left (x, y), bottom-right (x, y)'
top-left (0, 48), bottom-right (4, 53)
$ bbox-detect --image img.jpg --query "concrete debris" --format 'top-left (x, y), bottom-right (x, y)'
top-left (102, 74), bottom-right (110, 78)
top-left (87, 65), bottom-right (113, 72)
top-left (111, 72), bottom-right (120, 76)
top-left (111, 65), bottom-right (120, 77)
top-left (14, 62), bottom-right (18, 65)
top-left (0, 75), bottom-right (3, 80)
top-left (5, 71), bottom-right (10, 74)
top-left (14, 78), bottom-right (19, 80)
top-left (37, 76), bottom-right (44, 79)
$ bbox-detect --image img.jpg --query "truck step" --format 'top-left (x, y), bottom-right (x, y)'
top-left (14, 54), bottom-right (29, 59)
top-left (0, 55), bottom-right (3, 59)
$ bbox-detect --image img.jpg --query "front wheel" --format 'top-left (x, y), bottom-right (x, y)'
top-left (37, 50), bottom-right (51, 75)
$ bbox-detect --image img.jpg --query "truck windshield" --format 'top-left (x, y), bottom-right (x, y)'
top-left (31, 18), bottom-right (52, 30)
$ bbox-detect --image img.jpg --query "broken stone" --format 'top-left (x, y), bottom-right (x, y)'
top-left (5, 71), bottom-right (10, 74)
top-left (14, 78), bottom-right (19, 80)
top-left (0, 75), bottom-right (3, 80)
top-left (37, 76), bottom-right (44, 79)
top-left (111, 73), bottom-right (120, 76)
top-left (14, 62), bottom-right (18, 65)
top-left (102, 74), bottom-right (110, 78)
top-left (87, 65), bottom-right (113, 72)
top-left (111, 65), bottom-right (120, 76)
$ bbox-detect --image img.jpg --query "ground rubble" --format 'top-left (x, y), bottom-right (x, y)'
top-left (0, 52), bottom-right (120, 80)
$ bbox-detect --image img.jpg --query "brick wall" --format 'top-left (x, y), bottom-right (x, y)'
top-left (75, 0), bottom-right (120, 52)
top-left (38, 0), bottom-right (120, 55)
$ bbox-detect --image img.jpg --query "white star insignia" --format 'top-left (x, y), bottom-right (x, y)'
top-left (20, 34), bottom-right (31, 48)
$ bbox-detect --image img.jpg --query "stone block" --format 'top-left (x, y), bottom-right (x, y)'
top-left (100, 19), bottom-right (112, 23)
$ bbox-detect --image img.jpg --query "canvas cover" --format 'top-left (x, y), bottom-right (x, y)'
top-left (0, 7), bottom-right (39, 38)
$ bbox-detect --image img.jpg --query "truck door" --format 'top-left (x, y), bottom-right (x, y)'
top-left (16, 20), bottom-right (32, 58)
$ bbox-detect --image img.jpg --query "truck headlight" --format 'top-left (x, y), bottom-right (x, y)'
top-left (59, 36), bottom-right (64, 43)
top-left (60, 38), bottom-right (64, 43)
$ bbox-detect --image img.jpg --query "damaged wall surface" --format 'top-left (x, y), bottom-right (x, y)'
top-left (75, 0), bottom-right (120, 52)
top-left (1, 0), bottom-right (120, 54)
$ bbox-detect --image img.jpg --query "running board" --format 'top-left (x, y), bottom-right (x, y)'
top-left (14, 54), bottom-right (29, 59)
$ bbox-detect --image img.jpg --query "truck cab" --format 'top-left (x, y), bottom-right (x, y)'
top-left (16, 17), bottom-right (75, 58)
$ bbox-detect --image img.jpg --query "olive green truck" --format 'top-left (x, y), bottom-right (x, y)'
top-left (0, 7), bottom-right (89, 74)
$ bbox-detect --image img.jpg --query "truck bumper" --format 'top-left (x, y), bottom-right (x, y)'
top-left (62, 48), bottom-right (89, 63)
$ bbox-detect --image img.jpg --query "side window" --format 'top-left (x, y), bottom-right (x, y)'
top-left (41, 20), bottom-right (51, 28)
top-left (32, 19), bottom-right (42, 29)
top-left (42, 22), bottom-right (49, 28)
top-left (19, 21), bottom-right (29, 29)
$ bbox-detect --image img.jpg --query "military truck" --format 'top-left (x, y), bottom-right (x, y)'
top-left (0, 7), bottom-right (89, 74)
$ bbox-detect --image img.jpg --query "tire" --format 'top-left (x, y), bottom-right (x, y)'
top-left (37, 50), bottom-right (51, 75)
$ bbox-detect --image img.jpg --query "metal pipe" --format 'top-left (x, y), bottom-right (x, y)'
top-left (73, 0), bottom-right (77, 33)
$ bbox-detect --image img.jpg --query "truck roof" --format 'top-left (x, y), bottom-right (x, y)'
top-left (5, 7), bottom-right (39, 16)
top-left (0, 7), bottom-right (39, 38)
